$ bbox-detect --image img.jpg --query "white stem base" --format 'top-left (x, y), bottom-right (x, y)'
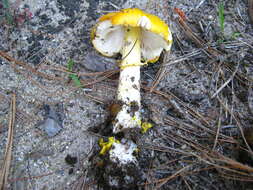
top-left (109, 139), bottom-right (137, 165)
top-left (113, 66), bottom-right (141, 133)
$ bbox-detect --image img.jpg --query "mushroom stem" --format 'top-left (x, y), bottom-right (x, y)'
top-left (113, 26), bottom-right (142, 134)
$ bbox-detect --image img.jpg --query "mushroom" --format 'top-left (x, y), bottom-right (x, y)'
top-left (92, 8), bottom-right (172, 134)
top-left (91, 9), bottom-right (173, 186)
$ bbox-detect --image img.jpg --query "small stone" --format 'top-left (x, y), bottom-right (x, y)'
top-left (43, 118), bottom-right (62, 137)
top-left (38, 105), bottom-right (63, 137)
top-left (65, 154), bottom-right (77, 166)
top-left (207, 15), bottom-right (213, 20)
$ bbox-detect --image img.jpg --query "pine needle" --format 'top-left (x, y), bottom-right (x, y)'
top-left (0, 93), bottom-right (16, 190)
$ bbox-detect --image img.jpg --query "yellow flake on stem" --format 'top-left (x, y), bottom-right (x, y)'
top-left (132, 116), bottom-right (142, 126)
top-left (99, 137), bottom-right (120, 155)
top-left (134, 148), bottom-right (140, 153)
top-left (141, 122), bottom-right (153, 133)
top-left (132, 116), bottom-right (153, 133)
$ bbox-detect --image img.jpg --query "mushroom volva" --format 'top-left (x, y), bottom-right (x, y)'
top-left (91, 8), bottom-right (172, 134)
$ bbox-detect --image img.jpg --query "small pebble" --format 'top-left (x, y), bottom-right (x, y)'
top-left (181, 144), bottom-right (187, 149)
top-left (207, 15), bottom-right (213, 20)
top-left (43, 118), bottom-right (62, 137)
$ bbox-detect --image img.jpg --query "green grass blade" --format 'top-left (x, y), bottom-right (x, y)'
top-left (67, 59), bottom-right (83, 88)
top-left (67, 59), bottom-right (75, 71)
top-left (218, 2), bottom-right (225, 34)
top-left (2, 0), bottom-right (10, 8)
top-left (1, 0), bottom-right (14, 25)
top-left (69, 74), bottom-right (83, 88)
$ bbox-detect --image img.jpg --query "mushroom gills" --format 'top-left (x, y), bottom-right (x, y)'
top-left (92, 20), bottom-right (171, 61)
top-left (92, 20), bottom-right (124, 57)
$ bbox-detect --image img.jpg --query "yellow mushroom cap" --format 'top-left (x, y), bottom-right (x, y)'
top-left (91, 8), bottom-right (172, 62)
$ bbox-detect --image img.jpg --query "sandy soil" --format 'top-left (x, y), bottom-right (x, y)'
top-left (1, 0), bottom-right (253, 189)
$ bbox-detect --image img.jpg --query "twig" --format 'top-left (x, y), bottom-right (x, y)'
top-left (196, 0), bottom-right (206, 9)
top-left (249, 0), bottom-right (253, 24)
top-left (163, 49), bottom-right (202, 67)
top-left (176, 18), bottom-right (221, 58)
top-left (41, 65), bottom-right (119, 77)
top-left (212, 106), bottom-right (222, 150)
top-left (8, 172), bottom-right (54, 183)
top-left (211, 63), bottom-right (240, 98)
top-left (0, 93), bottom-right (16, 190)
top-left (181, 176), bottom-right (192, 190)
top-left (155, 165), bottom-right (191, 189)
top-left (0, 51), bottom-right (61, 81)
top-left (217, 96), bottom-right (253, 156)
top-left (150, 52), bottom-right (168, 92)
